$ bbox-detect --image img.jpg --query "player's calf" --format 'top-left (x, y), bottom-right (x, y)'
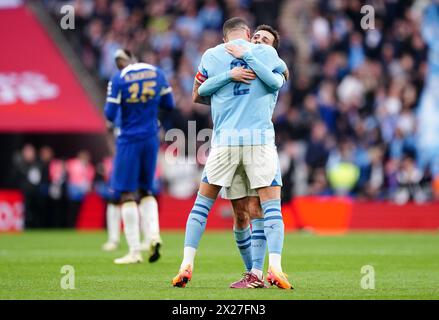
top-left (115, 194), bottom-right (142, 264)
top-left (138, 193), bottom-right (162, 262)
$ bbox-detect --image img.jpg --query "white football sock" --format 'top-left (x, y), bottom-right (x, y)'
top-left (121, 201), bottom-right (141, 254)
top-left (180, 247), bottom-right (196, 270)
top-left (251, 268), bottom-right (263, 280)
top-left (106, 203), bottom-right (121, 243)
top-left (269, 253), bottom-right (282, 272)
top-left (139, 196), bottom-right (160, 244)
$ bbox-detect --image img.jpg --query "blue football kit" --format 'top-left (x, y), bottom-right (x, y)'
top-left (104, 63), bottom-right (175, 193)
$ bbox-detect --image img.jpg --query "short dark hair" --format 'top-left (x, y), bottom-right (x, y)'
top-left (254, 24), bottom-right (280, 50)
top-left (223, 17), bottom-right (249, 37)
top-left (123, 49), bottom-right (133, 58)
top-left (114, 48), bottom-right (133, 61)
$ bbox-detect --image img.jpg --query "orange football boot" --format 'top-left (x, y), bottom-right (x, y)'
top-left (266, 266), bottom-right (294, 290)
top-left (172, 264), bottom-right (192, 288)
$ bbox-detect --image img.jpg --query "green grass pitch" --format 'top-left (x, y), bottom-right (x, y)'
top-left (0, 230), bottom-right (438, 299)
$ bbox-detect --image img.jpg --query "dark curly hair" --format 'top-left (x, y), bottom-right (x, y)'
top-left (254, 24), bottom-right (280, 50)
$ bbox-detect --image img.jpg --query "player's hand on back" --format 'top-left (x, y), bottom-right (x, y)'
top-left (230, 66), bottom-right (256, 84)
top-left (225, 43), bottom-right (248, 59)
top-left (282, 69), bottom-right (290, 81)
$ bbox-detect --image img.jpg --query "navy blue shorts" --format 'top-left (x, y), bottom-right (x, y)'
top-left (111, 135), bottom-right (159, 193)
top-left (95, 181), bottom-right (121, 202)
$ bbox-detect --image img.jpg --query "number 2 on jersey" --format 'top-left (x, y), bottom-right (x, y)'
top-left (230, 59), bottom-right (250, 96)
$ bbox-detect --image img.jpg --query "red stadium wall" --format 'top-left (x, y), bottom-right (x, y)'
top-left (153, 195), bottom-right (439, 233)
top-left (349, 202), bottom-right (439, 230)
top-left (139, 195), bottom-right (439, 233)
top-left (0, 7), bottom-right (105, 133)
top-left (1, 190), bottom-right (439, 232)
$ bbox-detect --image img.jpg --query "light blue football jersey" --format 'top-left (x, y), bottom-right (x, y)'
top-left (197, 39), bottom-right (286, 146)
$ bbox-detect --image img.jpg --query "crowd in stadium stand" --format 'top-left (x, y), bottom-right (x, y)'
top-left (41, 0), bottom-right (439, 203)
top-left (12, 144), bottom-right (98, 228)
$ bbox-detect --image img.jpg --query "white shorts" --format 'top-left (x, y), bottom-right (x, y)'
top-left (202, 145), bottom-right (282, 199)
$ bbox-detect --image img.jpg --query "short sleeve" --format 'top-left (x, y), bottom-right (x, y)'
top-left (157, 68), bottom-right (173, 97)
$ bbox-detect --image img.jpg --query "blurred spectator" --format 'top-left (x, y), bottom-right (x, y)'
top-left (13, 144), bottom-right (42, 228)
top-left (394, 156), bottom-right (427, 204)
top-left (362, 147), bottom-right (385, 200)
top-left (305, 122), bottom-right (329, 183)
top-left (198, 0), bottom-right (223, 30)
top-left (66, 150), bottom-right (95, 228)
top-left (48, 158), bottom-right (68, 228)
top-left (39, 146), bottom-right (54, 228)
top-left (327, 139), bottom-right (360, 196)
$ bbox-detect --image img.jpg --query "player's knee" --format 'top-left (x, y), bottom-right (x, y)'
top-left (256, 186), bottom-right (281, 203)
top-left (139, 189), bottom-right (155, 202)
top-left (140, 195), bottom-right (157, 206)
top-left (199, 182), bottom-right (221, 199)
top-left (108, 199), bottom-right (118, 205)
top-left (120, 192), bottom-right (136, 203)
top-left (234, 212), bottom-right (249, 229)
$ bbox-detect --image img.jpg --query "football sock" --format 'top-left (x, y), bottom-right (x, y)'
top-left (261, 199), bottom-right (284, 270)
top-left (233, 225), bottom-right (252, 272)
top-left (121, 201), bottom-right (141, 254)
top-left (183, 192), bottom-right (215, 249)
top-left (139, 196), bottom-right (160, 244)
top-left (106, 203), bottom-right (121, 243)
top-left (250, 218), bottom-right (266, 277)
top-left (180, 247), bottom-right (197, 270)
top-left (269, 253), bottom-right (282, 272)
top-left (251, 268), bottom-right (264, 280)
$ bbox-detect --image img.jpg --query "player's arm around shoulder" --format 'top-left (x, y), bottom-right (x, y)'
top-left (278, 59), bottom-right (290, 82)
top-left (192, 79), bottom-right (211, 105)
top-left (259, 44), bottom-right (290, 83)
top-left (192, 48), bottom-right (215, 105)
top-left (238, 44), bottom-right (285, 91)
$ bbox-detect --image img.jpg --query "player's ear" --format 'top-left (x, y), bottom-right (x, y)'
top-left (223, 36), bottom-right (227, 43)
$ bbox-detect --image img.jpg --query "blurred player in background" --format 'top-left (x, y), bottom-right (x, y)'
top-left (99, 154), bottom-right (121, 252)
top-left (100, 76), bottom-right (122, 252)
top-left (105, 49), bottom-right (175, 264)
top-left (173, 18), bottom-right (292, 289)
